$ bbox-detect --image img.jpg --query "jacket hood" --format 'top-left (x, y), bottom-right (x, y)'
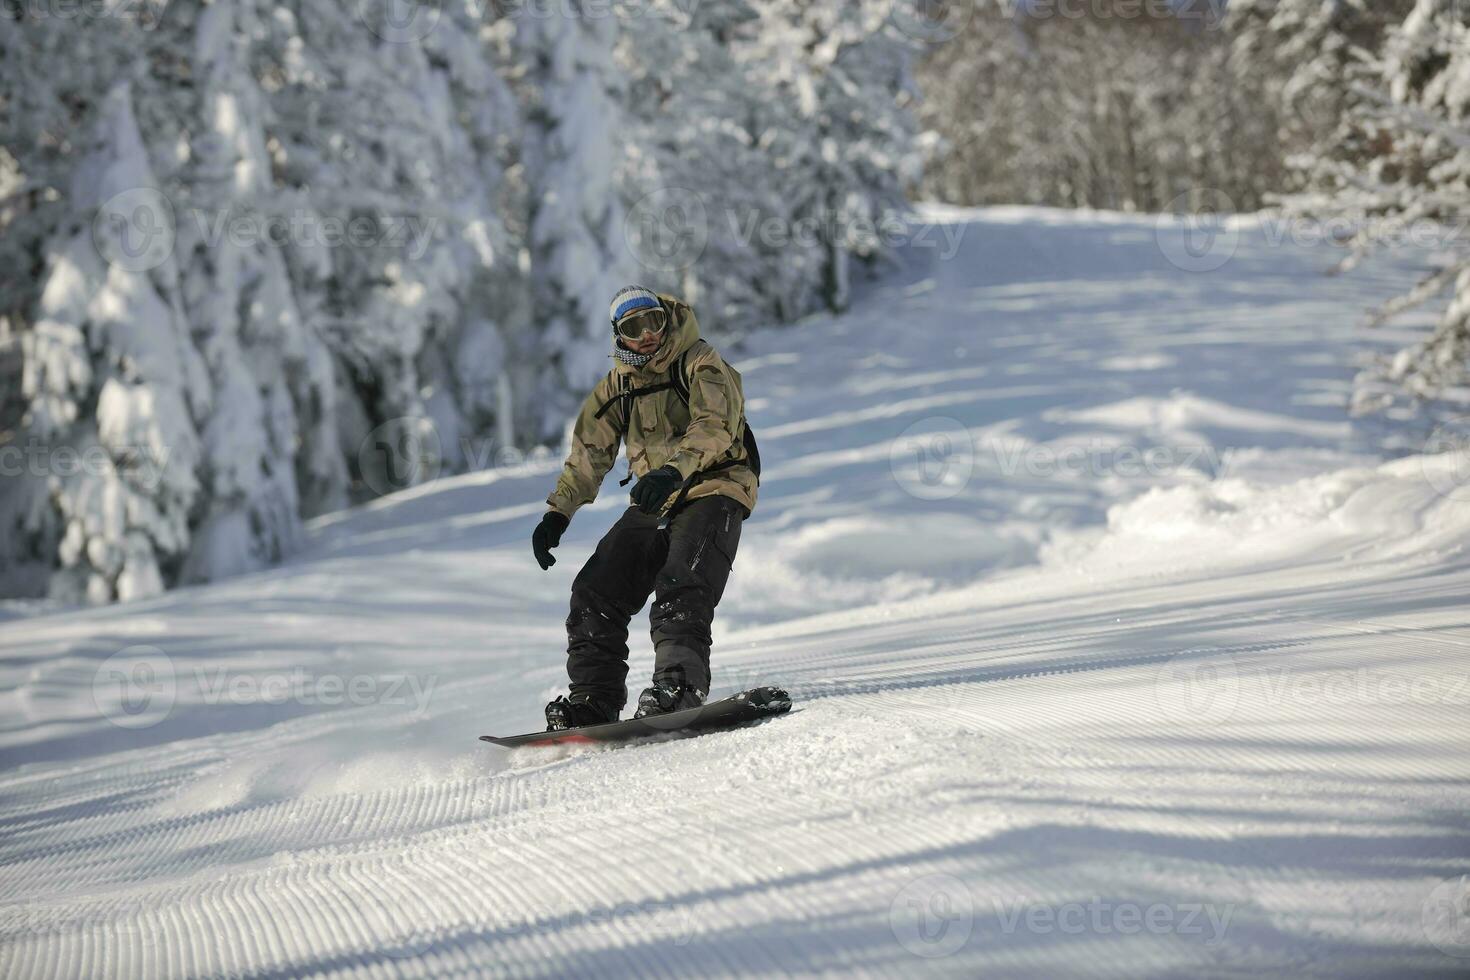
top-left (612, 293), bottom-right (700, 378)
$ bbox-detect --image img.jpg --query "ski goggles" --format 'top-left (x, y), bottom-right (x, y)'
top-left (614, 307), bottom-right (668, 340)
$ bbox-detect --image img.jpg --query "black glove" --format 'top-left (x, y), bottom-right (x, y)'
top-left (630, 465), bottom-right (684, 515)
top-left (532, 511), bottom-right (570, 570)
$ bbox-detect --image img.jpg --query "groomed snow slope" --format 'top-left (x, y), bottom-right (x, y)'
top-left (3, 207), bottom-right (1469, 978)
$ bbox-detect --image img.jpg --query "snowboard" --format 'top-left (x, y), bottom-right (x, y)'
top-left (480, 686), bottom-right (792, 748)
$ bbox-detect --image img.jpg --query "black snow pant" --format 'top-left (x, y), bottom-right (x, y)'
top-left (565, 494), bottom-right (745, 712)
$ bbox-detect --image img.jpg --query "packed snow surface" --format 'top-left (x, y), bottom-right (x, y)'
top-left (3, 207), bottom-right (1469, 977)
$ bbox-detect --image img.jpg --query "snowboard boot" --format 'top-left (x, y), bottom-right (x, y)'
top-left (633, 682), bottom-right (706, 719)
top-left (545, 693), bottom-right (618, 732)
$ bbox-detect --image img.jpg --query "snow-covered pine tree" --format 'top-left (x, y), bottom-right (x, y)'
top-left (516, 3), bottom-right (635, 442)
top-left (258, 0), bottom-right (525, 480)
top-left (9, 80), bottom-right (209, 602)
top-left (743, 0), bottom-right (924, 315)
top-left (619, 0), bottom-right (923, 332)
top-left (1240, 0), bottom-right (1468, 411)
top-left (1344, 0), bottom-right (1469, 409)
top-left (157, 0), bottom-right (330, 581)
top-left (616, 0), bottom-right (781, 326)
top-left (0, 0), bottom-right (526, 601)
top-left (1227, 0), bottom-right (1390, 151)
top-left (0, 11), bottom-right (148, 598)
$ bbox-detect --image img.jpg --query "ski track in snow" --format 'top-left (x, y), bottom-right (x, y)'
top-left (3, 206), bottom-right (1470, 977)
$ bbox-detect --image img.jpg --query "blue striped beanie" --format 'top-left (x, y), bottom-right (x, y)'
top-left (609, 285), bottom-right (660, 326)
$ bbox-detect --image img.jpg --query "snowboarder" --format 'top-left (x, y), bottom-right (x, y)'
top-left (532, 286), bottom-right (760, 731)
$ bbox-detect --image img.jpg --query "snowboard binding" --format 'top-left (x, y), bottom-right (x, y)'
top-left (633, 682), bottom-right (706, 719)
top-left (545, 694), bottom-right (618, 731)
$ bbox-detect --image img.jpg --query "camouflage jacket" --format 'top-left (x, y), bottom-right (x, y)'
top-left (545, 294), bottom-right (758, 520)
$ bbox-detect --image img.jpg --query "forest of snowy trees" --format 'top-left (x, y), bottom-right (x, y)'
top-left (1, 0), bottom-right (1466, 604)
top-left (0, 0), bottom-right (920, 602)
top-left (918, 0), bottom-right (1469, 414)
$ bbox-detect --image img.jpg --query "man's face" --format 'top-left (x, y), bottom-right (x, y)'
top-left (617, 309), bottom-right (667, 355)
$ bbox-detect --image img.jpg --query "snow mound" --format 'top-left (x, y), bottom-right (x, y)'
top-left (1047, 452), bottom-right (1468, 577)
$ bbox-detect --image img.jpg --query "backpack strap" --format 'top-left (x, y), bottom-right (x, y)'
top-left (601, 345), bottom-right (763, 508)
top-left (593, 376), bottom-right (677, 421)
top-left (592, 373), bottom-right (666, 487)
top-left (592, 372), bottom-right (627, 422)
top-left (671, 347), bottom-right (692, 404)
top-left (661, 345), bottom-right (761, 515)
top-left (671, 344), bottom-right (759, 481)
